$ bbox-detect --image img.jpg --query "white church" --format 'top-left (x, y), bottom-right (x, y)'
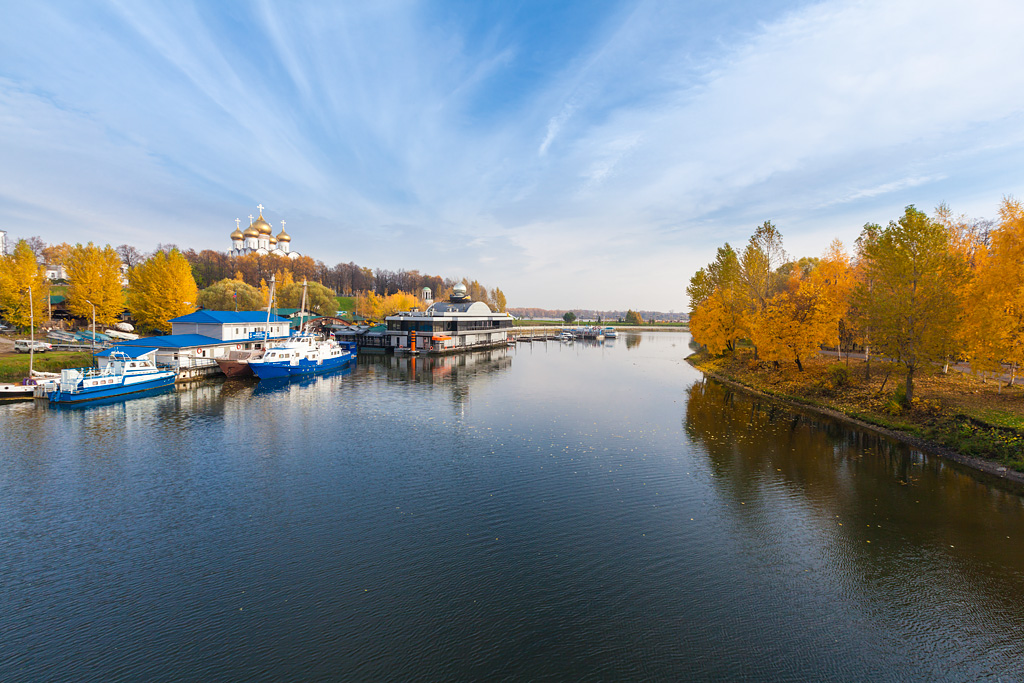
top-left (228, 204), bottom-right (302, 259)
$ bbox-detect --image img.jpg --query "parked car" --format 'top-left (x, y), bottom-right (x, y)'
top-left (13, 339), bottom-right (52, 353)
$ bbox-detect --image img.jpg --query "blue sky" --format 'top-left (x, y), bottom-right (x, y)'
top-left (3, 0), bottom-right (1024, 312)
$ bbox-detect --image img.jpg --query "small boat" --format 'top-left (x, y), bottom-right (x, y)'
top-left (216, 348), bottom-right (265, 379)
top-left (603, 327), bottom-right (617, 339)
top-left (249, 334), bottom-right (356, 380)
top-left (0, 381), bottom-right (36, 401)
top-left (105, 329), bottom-right (140, 341)
top-left (47, 330), bottom-right (79, 343)
top-left (48, 350), bottom-right (176, 404)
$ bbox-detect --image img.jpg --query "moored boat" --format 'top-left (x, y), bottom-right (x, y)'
top-left (48, 350), bottom-right (176, 404)
top-left (216, 348), bottom-right (265, 379)
top-left (249, 334), bottom-right (356, 380)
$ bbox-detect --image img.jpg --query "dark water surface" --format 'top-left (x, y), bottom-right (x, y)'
top-left (2, 331), bottom-right (1023, 681)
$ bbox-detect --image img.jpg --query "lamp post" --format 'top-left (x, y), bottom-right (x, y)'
top-left (85, 299), bottom-right (96, 351)
top-left (25, 286), bottom-right (35, 377)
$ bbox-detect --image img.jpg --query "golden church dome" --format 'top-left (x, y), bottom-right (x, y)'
top-left (230, 227), bottom-right (244, 240)
top-left (253, 215), bottom-right (273, 235)
top-left (276, 228), bottom-right (291, 243)
top-left (269, 235), bottom-right (278, 245)
top-left (243, 222), bottom-right (260, 238)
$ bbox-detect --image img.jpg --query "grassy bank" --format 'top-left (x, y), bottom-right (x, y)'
top-left (687, 350), bottom-right (1024, 472)
top-left (0, 351), bottom-right (94, 382)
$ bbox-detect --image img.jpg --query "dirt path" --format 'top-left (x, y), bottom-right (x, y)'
top-left (821, 348), bottom-right (1021, 386)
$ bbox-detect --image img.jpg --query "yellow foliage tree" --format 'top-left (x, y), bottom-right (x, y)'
top-left (354, 291), bottom-right (384, 319)
top-left (65, 243), bottom-right (125, 327)
top-left (127, 250), bottom-right (198, 333)
top-left (750, 271), bottom-right (836, 371)
top-left (962, 197), bottom-right (1024, 384)
top-left (0, 240), bottom-right (49, 329)
top-left (810, 240), bottom-right (853, 350)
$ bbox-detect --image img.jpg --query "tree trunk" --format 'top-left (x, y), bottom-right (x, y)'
top-left (904, 365), bottom-right (915, 406)
top-left (865, 344), bottom-right (871, 382)
top-left (795, 357), bottom-right (803, 372)
top-left (1008, 362), bottom-right (1017, 388)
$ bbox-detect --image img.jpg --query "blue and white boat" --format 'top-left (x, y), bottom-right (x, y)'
top-left (248, 334), bottom-right (356, 380)
top-left (49, 350), bottom-right (176, 404)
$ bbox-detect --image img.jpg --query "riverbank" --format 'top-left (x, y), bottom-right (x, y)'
top-left (686, 349), bottom-right (1024, 484)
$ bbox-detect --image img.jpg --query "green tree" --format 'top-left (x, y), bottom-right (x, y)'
top-left (65, 243), bottom-right (125, 327)
top-left (128, 250), bottom-right (198, 333)
top-left (278, 281), bottom-right (338, 315)
top-left (0, 240), bottom-right (49, 329)
top-left (197, 278), bottom-right (266, 311)
top-left (563, 311), bottom-right (577, 323)
top-left (861, 206), bottom-right (966, 405)
top-left (624, 310), bottom-right (643, 325)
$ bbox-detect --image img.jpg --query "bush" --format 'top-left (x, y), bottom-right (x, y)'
top-left (826, 364), bottom-right (851, 389)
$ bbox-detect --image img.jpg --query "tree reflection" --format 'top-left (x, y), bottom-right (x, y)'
top-left (683, 377), bottom-right (1024, 616)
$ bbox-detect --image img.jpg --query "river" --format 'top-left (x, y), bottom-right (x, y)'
top-left (1, 331), bottom-right (1022, 681)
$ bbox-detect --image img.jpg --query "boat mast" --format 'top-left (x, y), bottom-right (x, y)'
top-left (299, 279), bottom-right (308, 333)
top-left (264, 274), bottom-right (276, 342)
top-left (27, 286), bottom-right (34, 377)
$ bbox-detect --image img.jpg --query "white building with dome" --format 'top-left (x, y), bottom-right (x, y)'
top-left (228, 205), bottom-right (302, 259)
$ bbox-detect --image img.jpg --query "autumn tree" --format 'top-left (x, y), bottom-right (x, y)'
top-left (0, 240), bottom-right (49, 329)
top-left (277, 281), bottom-right (337, 315)
top-left (493, 287), bottom-right (507, 313)
top-left (962, 197), bottom-right (1024, 385)
top-left (127, 249), bottom-right (198, 333)
top-left (739, 222), bottom-right (786, 358)
top-left (860, 206), bottom-right (966, 405)
top-left (65, 243), bottom-right (125, 326)
top-left (688, 244), bottom-right (745, 354)
top-left (749, 267), bottom-right (836, 371)
top-left (197, 278), bottom-right (266, 311)
top-left (43, 242), bottom-right (73, 268)
top-left (116, 244), bottom-right (145, 270)
top-left (624, 310), bottom-right (643, 325)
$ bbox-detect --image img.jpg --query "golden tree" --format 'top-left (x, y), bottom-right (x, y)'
top-left (962, 197), bottom-right (1024, 385)
top-left (0, 240), bottom-right (49, 329)
top-left (127, 250), bottom-right (198, 333)
top-left (65, 243), bottom-right (125, 326)
top-left (750, 271), bottom-right (836, 371)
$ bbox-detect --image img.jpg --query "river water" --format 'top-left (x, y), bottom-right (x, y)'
top-left (1, 331), bottom-right (1023, 681)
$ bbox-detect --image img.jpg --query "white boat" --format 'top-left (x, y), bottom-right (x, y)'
top-left (49, 350), bottom-right (176, 404)
top-left (248, 334), bottom-right (356, 379)
top-left (105, 329), bottom-right (140, 341)
top-left (603, 327), bottom-right (617, 339)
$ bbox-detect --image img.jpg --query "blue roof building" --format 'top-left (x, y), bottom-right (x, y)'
top-left (169, 310), bottom-right (290, 343)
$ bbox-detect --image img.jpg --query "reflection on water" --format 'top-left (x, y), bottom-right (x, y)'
top-left (2, 332), bottom-right (1024, 681)
top-left (685, 377), bottom-right (1024, 678)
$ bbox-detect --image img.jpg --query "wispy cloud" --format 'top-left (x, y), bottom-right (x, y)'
top-left (2, 0), bottom-right (1024, 310)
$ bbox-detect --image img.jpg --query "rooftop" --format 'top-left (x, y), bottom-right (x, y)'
top-left (171, 310), bottom-right (289, 324)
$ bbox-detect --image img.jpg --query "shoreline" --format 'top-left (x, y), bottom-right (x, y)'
top-left (686, 356), bottom-right (1024, 491)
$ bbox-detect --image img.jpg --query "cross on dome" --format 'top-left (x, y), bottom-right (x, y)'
top-left (281, 220), bottom-right (286, 229)
top-left (249, 214), bottom-right (254, 223)
top-left (235, 218), bottom-right (241, 228)
top-left (257, 204), bottom-right (264, 215)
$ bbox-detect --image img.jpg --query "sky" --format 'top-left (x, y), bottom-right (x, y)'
top-left (2, 0), bottom-right (1024, 312)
